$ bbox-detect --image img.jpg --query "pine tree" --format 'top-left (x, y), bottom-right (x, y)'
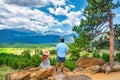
top-left (73, 0), bottom-right (120, 68)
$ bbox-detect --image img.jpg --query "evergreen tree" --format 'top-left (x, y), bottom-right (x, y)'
top-left (73, 0), bottom-right (120, 68)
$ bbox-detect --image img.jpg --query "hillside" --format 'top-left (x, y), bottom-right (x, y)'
top-left (0, 28), bottom-right (75, 44)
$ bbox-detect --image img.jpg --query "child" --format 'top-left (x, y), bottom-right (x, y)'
top-left (40, 49), bottom-right (50, 69)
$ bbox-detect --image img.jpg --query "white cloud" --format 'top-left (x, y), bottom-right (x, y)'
top-left (0, 1), bottom-right (60, 32)
top-left (54, 7), bottom-right (67, 15)
top-left (49, 6), bottom-right (70, 15)
top-left (61, 11), bottom-right (81, 26)
top-left (48, 5), bottom-right (81, 26)
top-left (2, 0), bottom-right (66, 7)
top-left (56, 28), bottom-right (63, 33)
top-left (50, 0), bottom-right (66, 7)
top-left (117, 14), bottom-right (120, 17)
top-left (0, 0), bottom-right (82, 35)
top-left (69, 5), bottom-right (75, 8)
top-left (81, 8), bottom-right (84, 11)
top-left (82, 16), bottom-right (87, 20)
top-left (49, 8), bottom-right (55, 14)
top-left (48, 6), bottom-right (81, 27)
top-left (2, 0), bottom-right (49, 7)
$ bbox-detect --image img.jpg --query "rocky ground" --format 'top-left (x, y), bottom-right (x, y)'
top-left (5, 57), bottom-right (120, 80)
top-left (65, 71), bottom-right (120, 80)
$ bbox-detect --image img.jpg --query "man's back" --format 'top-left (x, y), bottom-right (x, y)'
top-left (56, 43), bottom-right (68, 58)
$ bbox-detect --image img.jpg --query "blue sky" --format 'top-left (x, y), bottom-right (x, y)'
top-left (0, 0), bottom-right (120, 35)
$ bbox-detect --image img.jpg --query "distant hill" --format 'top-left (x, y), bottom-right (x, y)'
top-left (0, 28), bottom-right (75, 44)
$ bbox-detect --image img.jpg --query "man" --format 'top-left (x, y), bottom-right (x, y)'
top-left (55, 38), bottom-right (69, 73)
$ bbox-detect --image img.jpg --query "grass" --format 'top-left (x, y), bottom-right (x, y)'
top-left (0, 47), bottom-right (55, 55)
top-left (0, 66), bottom-right (13, 80)
top-left (0, 48), bottom-right (13, 54)
top-left (0, 43), bottom-right (56, 48)
top-left (0, 43), bottom-right (56, 55)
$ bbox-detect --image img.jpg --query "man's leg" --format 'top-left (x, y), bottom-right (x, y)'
top-left (61, 62), bottom-right (64, 72)
top-left (55, 62), bottom-right (59, 71)
top-left (61, 57), bottom-right (65, 72)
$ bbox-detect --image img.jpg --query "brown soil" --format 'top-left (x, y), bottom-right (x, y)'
top-left (90, 72), bottom-right (120, 80)
top-left (67, 71), bottom-right (120, 80)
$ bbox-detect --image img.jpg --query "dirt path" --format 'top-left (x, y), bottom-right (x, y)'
top-left (90, 72), bottom-right (120, 80)
top-left (66, 71), bottom-right (120, 80)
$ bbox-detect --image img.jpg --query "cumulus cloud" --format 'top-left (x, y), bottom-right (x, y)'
top-left (81, 8), bottom-right (84, 11)
top-left (69, 5), bottom-right (75, 8)
top-left (61, 11), bottom-right (81, 26)
top-left (50, 0), bottom-right (66, 7)
top-left (0, 1), bottom-right (59, 32)
top-left (82, 16), bottom-right (87, 20)
top-left (48, 6), bottom-right (81, 26)
top-left (48, 4), bottom-right (81, 26)
top-left (3, 0), bottom-right (66, 7)
top-left (117, 14), bottom-right (120, 17)
top-left (0, 0), bottom-right (82, 35)
top-left (56, 28), bottom-right (63, 33)
top-left (2, 0), bottom-right (49, 7)
top-left (49, 6), bottom-right (70, 15)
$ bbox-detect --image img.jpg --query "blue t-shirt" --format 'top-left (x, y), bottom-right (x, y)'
top-left (56, 42), bottom-right (69, 58)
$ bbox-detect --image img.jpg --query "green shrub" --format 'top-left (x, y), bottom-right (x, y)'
top-left (0, 52), bottom-right (41, 69)
top-left (115, 52), bottom-right (120, 62)
top-left (30, 54), bottom-right (41, 67)
top-left (34, 49), bottom-right (41, 54)
top-left (50, 49), bottom-right (56, 54)
top-left (102, 53), bottom-right (110, 62)
top-left (0, 58), bottom-right (3, 66)
top-left (39, 50), bottom-right (42, 55)
top-left (80, 51), bottom-right (89, 58)
top-left (0, 51), bottom-right (76, 71)
top-left (50, 58), bottom-right (76, 71)
top-left (21, 49), bottom-right (31, 59)
top-left (92, 51), bottom-right (101, 58)
top-left (50, 58), bottom-right (56, 66)
top-left (69, 46), bottom-right (80, 61)
top-left (65, 60), bottom-right (76, 71)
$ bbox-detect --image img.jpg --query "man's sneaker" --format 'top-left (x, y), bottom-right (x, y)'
top-left (54, 69), bottom-right (58, 73)
top-left (61, 70), bottom-right (64, 74)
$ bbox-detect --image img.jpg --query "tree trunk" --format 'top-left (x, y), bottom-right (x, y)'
top-left (108, 11), bottom-right (114, 68)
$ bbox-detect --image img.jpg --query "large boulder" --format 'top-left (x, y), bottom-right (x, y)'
top-left (6, 71), bottom-right (31, 80)
top-left (103, 61), bottom-right (120, 73)
top-left (76, 57), bottom-right (105, 68)
top-left (5, 66), bottom-right (54, 80)
top-left (34, 66), bottom-right (54, 79)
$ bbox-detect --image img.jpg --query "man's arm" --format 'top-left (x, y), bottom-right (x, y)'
top-left (66, 51), bottom-right (69, 55)
top-left (56, 51), bottom-right (57, 54)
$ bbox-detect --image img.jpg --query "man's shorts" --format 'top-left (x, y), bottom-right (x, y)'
top-left (56, 56), bottom-right (66, 63)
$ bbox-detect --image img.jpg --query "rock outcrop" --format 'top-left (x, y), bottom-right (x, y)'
top-left (76, 57), bottom-right (106, 68)
top-left (5, 66), bottom-right (54, 80)
top-left (74, 57), bottom-right (106, 74)
top-left (75, 57), bottom-right (120, 74)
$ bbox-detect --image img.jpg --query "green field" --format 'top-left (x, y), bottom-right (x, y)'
top-left (0, 48), bottom-right (13, 54)
top-left (0, 43), bottom-right (56, 48)
top-left (0, 43), bottom-right (56, 55)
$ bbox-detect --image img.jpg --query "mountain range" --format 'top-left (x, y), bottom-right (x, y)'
top-left (0, 28), bottom-right (75, 44)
